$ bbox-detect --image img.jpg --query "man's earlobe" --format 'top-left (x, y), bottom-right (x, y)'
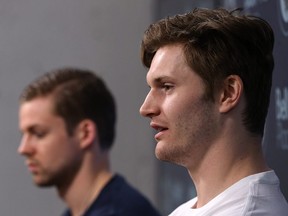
top-left (219, 75), bottom-right (243, 113)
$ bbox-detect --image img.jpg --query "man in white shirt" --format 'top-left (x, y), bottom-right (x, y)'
top-left (139, 8), bottom-right (288, 215)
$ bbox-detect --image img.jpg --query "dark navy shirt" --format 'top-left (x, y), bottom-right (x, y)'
top-left (62, 174), bottom-right (161, 216)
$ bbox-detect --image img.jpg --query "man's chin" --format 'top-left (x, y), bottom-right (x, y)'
top-left (155, 146), bottom-right (185, 166)
top-left (35, 182), bottom-right (54, 188)
top-left (155, 146), bottom-right (172, 162)
top-left (33, 178), bottom-right (54, 188)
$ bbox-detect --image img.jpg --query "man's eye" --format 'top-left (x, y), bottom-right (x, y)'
top-left (162, 83), bottom-right (173, 91)
top-left (32, 131), bottom-right (46, 138)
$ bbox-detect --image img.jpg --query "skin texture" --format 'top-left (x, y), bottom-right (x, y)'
top-left (18, 96), bottom-right (82, 188)
top-left (140, 43), bottom-right (269, 207)
top-left (18, 95), bottom-right (113, 215)
top-left (140, 44), bottom-right (220, 169)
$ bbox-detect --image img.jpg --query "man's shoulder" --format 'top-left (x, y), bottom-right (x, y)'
top-left (168, 198), bottom-right (197, 216)
top-left (169, 171), bottom-right (288, 216)
top-left (105, 174), bottom-right (150, 200)
top-left (96, 174), bottom-right (161, 216)
top-left (243, 170), bottom-right (288, 215)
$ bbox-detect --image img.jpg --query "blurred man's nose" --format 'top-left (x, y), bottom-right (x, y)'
top-left (18, 135), bottom-right (34, 156)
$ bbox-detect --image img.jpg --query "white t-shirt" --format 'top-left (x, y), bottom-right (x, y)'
top-left (169, 170), bottom-right (288, 216)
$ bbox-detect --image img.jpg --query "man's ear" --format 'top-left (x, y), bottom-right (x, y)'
top-left (75, 119), bottom-right (98, 149)
top-left (219, 75), bottom-right (243, 113)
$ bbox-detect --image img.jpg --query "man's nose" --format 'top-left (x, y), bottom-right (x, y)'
top-left (139, 91), bottom-right (160, 118)
top-left (18, 135), bottom-right (34, 156)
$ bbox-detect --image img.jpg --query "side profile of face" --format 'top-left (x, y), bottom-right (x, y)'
top-left (18, 96), bottom-right (82, 187)
top-left (140, 44), bottom-right (220, 168)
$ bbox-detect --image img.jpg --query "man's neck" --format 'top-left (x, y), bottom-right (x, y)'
top-left (57, 154), bottom-right (113, 216)
top-left (188, 136), bottom-right (269, 208)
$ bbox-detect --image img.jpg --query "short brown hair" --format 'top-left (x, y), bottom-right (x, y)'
top-left (20, 67), bottom-right (116, 150)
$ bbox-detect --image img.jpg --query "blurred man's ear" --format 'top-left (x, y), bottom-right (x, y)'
top-left (218, 75), bottom-right (243, 113)
top-left (76, 119), bottom-right (98, 149)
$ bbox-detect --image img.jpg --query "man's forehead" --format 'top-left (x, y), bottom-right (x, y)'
top-left (146, 45), bottom-right (189, 84)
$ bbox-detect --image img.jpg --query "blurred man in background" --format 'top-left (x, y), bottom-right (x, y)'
top-left (18, 67), bottom-right (161, 216)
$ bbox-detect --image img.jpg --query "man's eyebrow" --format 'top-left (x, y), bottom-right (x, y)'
top-left (151, 75), bottom-right (173, 84)
top-left (21, 124), bottom-right (42, 133)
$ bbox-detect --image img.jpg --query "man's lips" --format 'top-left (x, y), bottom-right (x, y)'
top-left (150, 122), bottom-right (168, 140)
top-left (26, 161), bottom-right (39, 173)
